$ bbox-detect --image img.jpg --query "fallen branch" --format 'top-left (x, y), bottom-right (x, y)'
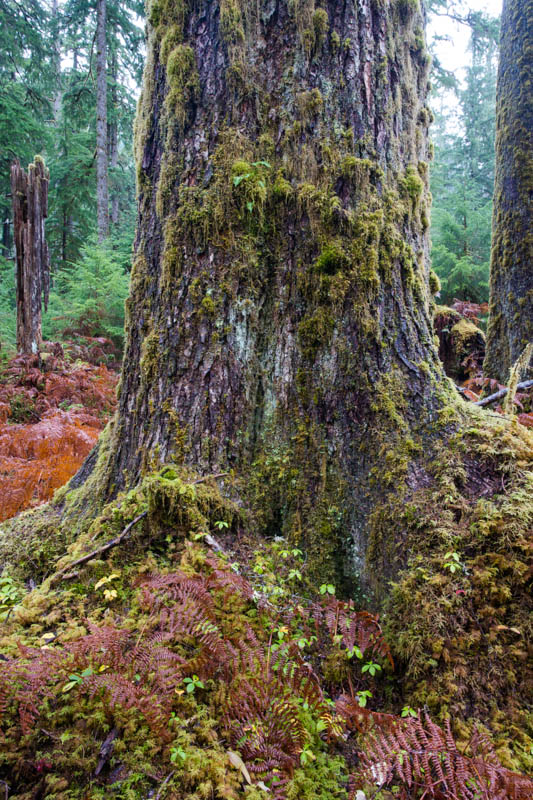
top-left (192, 472), bottom-right (229, 484)
top-left (473, 379), bottom-right (533, 408)
top-left (51, 511), bottom-right (148, 585)
top-left (155, 771), bottom-right (175, 800)
top-left (50, 473), bottom-right (230, 585)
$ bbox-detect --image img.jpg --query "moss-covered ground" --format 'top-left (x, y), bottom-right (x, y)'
top-left (0, 458), bottom-right (532, 799)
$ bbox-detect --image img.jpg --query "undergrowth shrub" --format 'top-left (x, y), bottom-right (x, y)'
top-left (0, 352), bottom-right (117, 521)
top-left (44, 238), bottom-right (129, 351)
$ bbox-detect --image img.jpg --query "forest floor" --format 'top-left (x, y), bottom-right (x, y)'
top-left (0, 340), bottom-right (118, 522)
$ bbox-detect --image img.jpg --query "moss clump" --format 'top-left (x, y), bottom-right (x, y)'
top-left (298, 307), bottom-right (335, 360)
top-left (314, 240), bottom-right (349, 275)
top-left (400, 164), bottom-right (424, 207)
top-left (272, 170), bottom-right (293, 201)
top-left (429, 269), bottom-right (441, 295)
top-left (200, 294), bottom-right (216, 316)
top-left (297, 87), bottom-right (324, 117)
top-left (220, 0), bottom-right (245, 47)
top-left (165, 44), bottom-right (199, 124)
top-left (312, 7), bottom-right (329, 49)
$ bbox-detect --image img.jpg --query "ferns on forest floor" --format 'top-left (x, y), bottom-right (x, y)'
top-left (1, 526), bottom-right (532, 800)
top-left (0, 351), bottom-right (117, 520)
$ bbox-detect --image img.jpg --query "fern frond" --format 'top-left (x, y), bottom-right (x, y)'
top-left (358, 712), bottom-right (533, 800)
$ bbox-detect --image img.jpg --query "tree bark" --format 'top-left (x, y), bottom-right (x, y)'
top-left (111, 0), bottom-right (437, 577)
top-left (96, 0), bottom-right (109, 241)
top-left (11, 157), bottom-right (50, 355)
top-left (484, 0), bottom-right (533, 381)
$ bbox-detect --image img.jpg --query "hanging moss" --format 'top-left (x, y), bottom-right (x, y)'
top-left (312, 8), bottom-right (329, 50)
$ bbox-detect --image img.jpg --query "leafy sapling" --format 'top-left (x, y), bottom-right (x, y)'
top-left (443, 551), bottom-right (462, 573)
top-left (356, 690), bottom-right (373, 708)
top-left (183, 675), bottom-right (204, 694)
top-left (362, 660), bottom-right (382, 677)
top-left (170, 746), bottom-right (187, 763)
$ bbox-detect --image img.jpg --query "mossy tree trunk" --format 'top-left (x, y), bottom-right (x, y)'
top-left (484, 0), bottom-right (533, 382)
top-left (103, 0), bottom-right (443, 580)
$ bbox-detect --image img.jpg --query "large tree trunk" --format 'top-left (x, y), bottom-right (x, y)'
top-left (484, 0), bottom-right (533, 381)
top-left (11, 157), bottom-right (50, 355)
top-left (108, 0), bottom-right (439, 576)
top-left (96, 0), bottom-right (109, 242)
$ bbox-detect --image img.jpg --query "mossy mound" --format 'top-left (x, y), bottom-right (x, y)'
top-left (367, 404), bottom-right (533, 773)
top-left (0, 468), bottom-right (361, 799)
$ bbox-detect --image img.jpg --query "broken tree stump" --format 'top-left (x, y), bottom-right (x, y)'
top-left (11, 156), bottom-right (50, 355)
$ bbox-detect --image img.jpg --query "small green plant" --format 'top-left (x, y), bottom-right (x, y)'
top-left (8, 393), bottom-right (38, 423)
top-left (319, 583), bottom-right (336, 595)
top-left (296, 635), bottom-right (317, 650)
top-left (214, 520), bottom-right (229, 530)
top-left (299, 744), bottom-right (316, 766)
top-left (346, 645), bottom-right (363, 660)
top-left (94, 572), bottom-right (120, 602)
top-left (0, 575), bottom-right (24, 620)
top-left (62, 667), bottom-right (94, 693)
top-left (183, 675), bottom-right (204, 694)
top-left (170, 745), bottom-right (187, 764)
top-left (401, 705), bottom-right (418, 718)
top-left (231, 160), bottom-right (271, 214)
top-left (443, 551), bottom-right (461, 573)
top-left (280, 548), bottom-right (303, 559)
top-left (362, 660), bottom-right (382, 677)
top-left (287, 569), bottom-right (302, 582)
top-left (356, 690), bottom-right (373, 708)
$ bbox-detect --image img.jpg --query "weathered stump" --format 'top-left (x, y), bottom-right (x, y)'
top-left (11, 156), bottom-right (50, 355)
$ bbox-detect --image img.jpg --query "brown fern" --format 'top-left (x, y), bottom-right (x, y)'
top-left (354, 712), bottom-right (533, 800)
top-left (317, 597), bottom-right (394, 668)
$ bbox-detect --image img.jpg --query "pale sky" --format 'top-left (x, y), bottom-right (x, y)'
top-left (429, 0), bottom-right (502, 77)
top-left (428, 0), bottom-right (502, 124)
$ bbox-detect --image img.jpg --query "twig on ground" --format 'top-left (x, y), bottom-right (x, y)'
top-left (474, 379), bottom-right (533, 408)
top-left (51, 511), bottom-right (148, 584)
top-left (155, 771), bottom-right (175, 800)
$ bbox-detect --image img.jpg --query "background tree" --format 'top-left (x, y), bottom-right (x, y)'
top-left (0, 0), bottom-right (52, 259)
top-left (484, 0), bottom-right (533, 380)
top-left (0, 0), bottom-right (143, 350)
top-left (96, 0), bottom-right (110, 241)
top-left (429, 6), bottom-right (499, 304)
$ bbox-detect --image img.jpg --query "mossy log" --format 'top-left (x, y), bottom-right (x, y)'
top-left (1, 0), bottom-right (533, 767)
